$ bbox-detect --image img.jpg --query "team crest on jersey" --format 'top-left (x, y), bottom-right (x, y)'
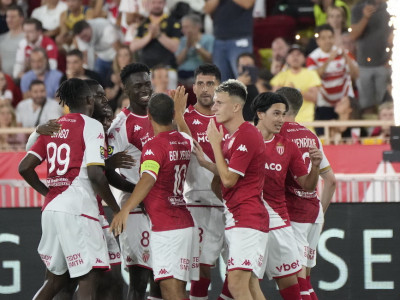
top-left (108, 145), bottom-right (114, 156)
top-left (142, 250), bottom-right (150, 263)
top-left (100, 146), bottom-right (105, 159)
top-left (276, 143), bottom-right (285, 155)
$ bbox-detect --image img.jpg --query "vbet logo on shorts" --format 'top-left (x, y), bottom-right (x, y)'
top-left (276, 260), bottom-right (300, 273)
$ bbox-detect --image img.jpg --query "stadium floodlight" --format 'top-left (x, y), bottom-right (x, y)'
top-left (387, 0), bottom-right (400, 126)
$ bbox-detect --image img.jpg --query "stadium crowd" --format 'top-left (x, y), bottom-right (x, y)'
top-left (0, 0), bottom-right (395, 151)
top-left (0, 0), bottom-right (394, 299)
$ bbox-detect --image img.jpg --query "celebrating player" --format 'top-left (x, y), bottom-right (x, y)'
top-left (252, 92), bottom-right (322, 300)
top-left (19, 78), bottom-right (120, 300)
top-left (195, 79), bottom-right (269, 300)
top-left (182, 64), bottom-right (225, 300)
top-left (110, 93), bottom-right (199, 300)
top-left (276, 87), bottom-right (337, 300)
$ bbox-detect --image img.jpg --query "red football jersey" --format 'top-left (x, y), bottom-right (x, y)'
top-left (140, 130), bottom-right (195, 232)
top-left (222, 122), bottom-right (269, 232)
top-left (279, 122), bottom-right (331, 223)
top-left (28, 113), bottom-right (106, 219)
top-left (263, 134), bottom-right (308, 229)
top-left (183, 105), bottom-right (227, 206)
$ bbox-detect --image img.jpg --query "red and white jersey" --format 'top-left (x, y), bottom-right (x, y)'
top-left (107, 108), bottom-right (153, 185)
top-left (280, 122), bottom-right (331, 223)
top-left (28, 113), bottom-right (106, 219)
top-left (263, 134), bottom-right (308, 229)
top-left (183, 106), bottom-right (225, 207)
top-left (140, 130), bottom-right (194, 232)
top-left (222, 122), bottom-right (269, 233)
top-left (14, 35), bottom-right (58, 77)
top-left (306, 46), bottom-right (355, 107)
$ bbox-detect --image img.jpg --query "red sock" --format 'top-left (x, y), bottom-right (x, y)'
top-left (306, 276), bottom-right (318, 300)
top-left (190, 277), bottom-right (211, 299)
top-left (279, 283), bottom-right (301, 300)
top-left (217, 276), bottom-right (233, 300)
top-left (298, 277), bottom-right (311, 300)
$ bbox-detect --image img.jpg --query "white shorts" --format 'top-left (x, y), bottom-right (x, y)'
top-left (187, 205), bottom-right (225, 266)
top-left (225, 227), bottom-right (268, 279)
top-left (151, 227), bottom-right (200, 282)
top-left (119, 211), bottom-right (152, 269)
top-left (38, 211), bottom-right (110, 278)
top-left (290, 222), bottom-right (323, 268)
top-left (265, 226), bottom-right (302, 280)
top-left (99, 215), bottom-right (122, 265)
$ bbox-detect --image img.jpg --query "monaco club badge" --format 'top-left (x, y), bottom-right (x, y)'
top-left (276, 143), bottom-right (285, 155)
top-left (142, 250), bottom-right (150, 263)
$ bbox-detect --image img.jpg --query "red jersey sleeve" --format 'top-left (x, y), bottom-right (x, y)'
top-left (28, 135), bottom-right (47, 161)
top-left (228, 131), bottom-right (257, 177)
top-left (140, 141), bottom-right (164, 181)
top-left (287, 140), bottom-right (308, 179)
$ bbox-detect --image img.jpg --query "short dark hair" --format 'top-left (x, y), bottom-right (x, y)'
top-left (148, 93), bottom-right (174, 125)
top-left (66, 49), bottom-right (84, 60)
top-left (120, 63), bottom-right (150, 86)
top-left (29, 79), bottom-right (45, 90)
top-left (236, 52), bottom-right (255, 66)
top-left (251, 92), bottom-right (288, 125)
top-left (6, 4), bottom-right (24, 17)
top-left (276, 87), bottom-right (303, 116)
top-left (194, 63), bottom-right (221, 82)
top-left (23, 18), bottom-right (42, 31)
top-left (56, 78), bottom-right (92, 109)
top-left (315, 24), bottom-right (334, 36)
top-left (73, 20), bottom-right (90, 36)
top-left (215, 79), bottom-right (247, 103)
top-left (151, 64), bottom-right (168, 78)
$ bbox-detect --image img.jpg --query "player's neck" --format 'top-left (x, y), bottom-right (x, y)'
top-left (194, 103), bottom-right (213, 116)
top-left (284, 116), bottom-right (296, 123)
top-left (129, 102), bottom-right (147, 116)
top-left (152, 123), bottom-right (173, 135)
top-left (257, 125), bottom-right (274, 141)
top-left (224, 115), bottom-right (245, 135)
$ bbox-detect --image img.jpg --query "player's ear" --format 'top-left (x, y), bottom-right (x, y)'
top-left (257, 111), bottom-right (265, 120)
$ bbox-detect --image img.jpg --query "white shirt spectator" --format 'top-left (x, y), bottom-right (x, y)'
top-left (16, 98), bottom-right (63, 127)
top-left (31, 1), bottom-right (68, 31)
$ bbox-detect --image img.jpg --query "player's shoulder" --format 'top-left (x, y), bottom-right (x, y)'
top-left (238, 122), bottom-right (263, 141)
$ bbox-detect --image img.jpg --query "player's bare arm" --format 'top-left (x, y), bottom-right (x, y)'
top-left (87, 165), bottom-right (120, 214)
top-left (105, 169), bottom-right (136, 193)
top-left (320, 169), bottom-right (336, 213)
top-left (110, 173), bottom-right (155, 236)
top-left (193, 140), bottom-right (219, 175)
top-left (18, 154), bottom-right (49, 196)
top-left (296, 146), bottom-right (323, 192)
top-left (211, 175), bottom-right (223, 201)
top-left (207, 119), bottom-right (239, 188)
top-left (105, 151), bottom-right (136, 170)
top-left (171, 86), bottom-right (191, 136)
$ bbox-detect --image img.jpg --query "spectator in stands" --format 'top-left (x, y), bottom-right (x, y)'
top-left (56, 0), bottom-right (103, 48)
top-left (236, 52), bottom-right (259, 121)
top-left (307, 24), bottom-right (359, 135)
top-left (118, 0), bottom-right (148, 43)
top-left (0, 4), bottom-right (24, 77)
top-left (13, 18), bottom-right (58, 79)
top-left (326, 5), bottom-right (348, 47)
top-left (20, 48), bottom-right (63, 99)
top-left (15, 80), bottom-right (63, 128)
top-left (59, 49), bottom-right (104, 86)
top-left (151, 64), bottom-right (169, 94)
top-left (31, 0), bottom-right (67, 39)
top-left (255, 69), bottom-right (273, 94)
top-left (313, 0), bottom-right (351, 28)
top-left (371, 101), bottom-right (394, 139)
top-left (0, 102), bottom-right (25, 150)
top-left (73, 18), bottom-right (123, 83)
top-left (204, 0), bottom-right (255, 81)
top-left (0, 71), bottom-right (13, 104)
top-left (176, 14), bottom-right (213, 85)
top-left (130, 0), bottom-right (181, 72)
top-left (0, 0), bottom-right (16, 34)
top-left (271, 45), bottom-right (321, 123)
top-left (105, 45), bottom-right (133, 111)
top-left (270, 37), bottom-right (290, 75)
top-left (351, 0), bottom-right (391, 116)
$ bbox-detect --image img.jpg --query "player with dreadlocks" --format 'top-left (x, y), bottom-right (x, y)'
top-left (19, 78), bottom-right (120, 300)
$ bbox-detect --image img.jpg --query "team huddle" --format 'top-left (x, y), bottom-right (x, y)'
top-left (18, 62), bottom-right (336, 300)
